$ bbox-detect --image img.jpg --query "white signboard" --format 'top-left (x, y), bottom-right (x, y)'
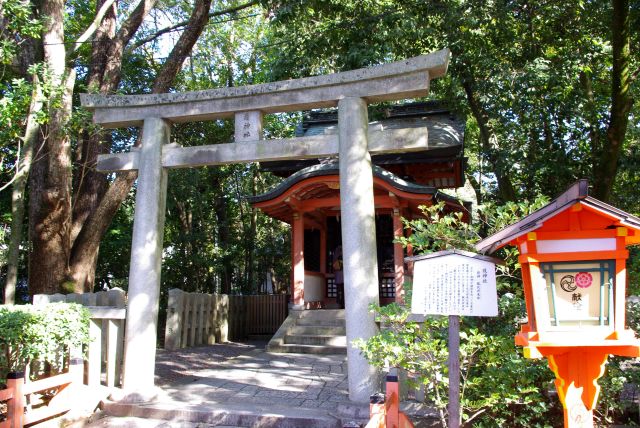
top-left (410, 251), bottom-right (499, 317)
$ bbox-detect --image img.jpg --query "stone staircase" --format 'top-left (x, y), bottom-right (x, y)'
top-left (267, 309), bottom-right (347, 354)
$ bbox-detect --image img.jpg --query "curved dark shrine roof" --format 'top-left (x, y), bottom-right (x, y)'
top-left (247, 160), bottom-right (462, 205)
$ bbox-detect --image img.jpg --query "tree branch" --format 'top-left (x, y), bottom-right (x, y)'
top-left (115, 0), bottom-right (157, 47)
top-left (129, 0), bottom-right (259, 51)
top-left (461, 75), bottom-right (516, 202)
top-left (152, 0), bottom-right (213, 92)
top-left (72, 0), bottom-right (118, 53)
top-left (99, 0), bottom-right (157, 92)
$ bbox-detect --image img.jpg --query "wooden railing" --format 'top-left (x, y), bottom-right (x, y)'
top-left (165, 290), bottom-right (229, 350)
top-left (33, 289), bottom-right (126, 387)
top-left (164, 289), bottom-right (289, 349)
top-left (0, 354), bottom-right (83, 428)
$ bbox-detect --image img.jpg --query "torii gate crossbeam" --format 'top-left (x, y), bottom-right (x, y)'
top-left (80, 49), bottom-right (450, 403)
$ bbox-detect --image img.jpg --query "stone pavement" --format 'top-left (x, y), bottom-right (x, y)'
top-left (84, 340), bottom-right (438, 427)
top-left (153, 340), bottom-right (351, 412)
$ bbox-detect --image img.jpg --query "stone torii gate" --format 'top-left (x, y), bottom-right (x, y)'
top-left (80, 49), bottom-right (450, 403)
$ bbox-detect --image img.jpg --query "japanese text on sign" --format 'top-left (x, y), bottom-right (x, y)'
top-left (411, 254), bottom-right (498, 317)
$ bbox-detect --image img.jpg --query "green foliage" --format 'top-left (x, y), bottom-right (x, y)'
top-left (355, 300), bottom-right (559, 427)
top-left (595, 300), bottom-right (640, 425)
top-left (0, 303), bottom-right (90, 379)
top-left (0, 0), bottom-right (41, 67)
top-left (399, 197), bottom-right (549, 286)
top-left (396, 203), bottom-right (480, 254)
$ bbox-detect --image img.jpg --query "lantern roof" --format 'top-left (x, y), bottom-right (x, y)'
top-left (476, 180), bottom-right (640, 254)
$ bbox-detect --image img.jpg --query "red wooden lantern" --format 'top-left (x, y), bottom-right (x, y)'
top-left (477, 180), bottom-right (640, 428)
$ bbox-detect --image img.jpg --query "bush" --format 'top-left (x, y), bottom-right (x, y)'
top-left (0, 303), bottom-right (90, 380)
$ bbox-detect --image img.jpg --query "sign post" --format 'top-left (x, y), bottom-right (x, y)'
top-left (448, 314), bottom-right (461, 428)
top-left (407, 249), bottom-right (501, 428)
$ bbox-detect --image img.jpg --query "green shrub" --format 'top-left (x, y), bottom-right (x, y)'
top-left (0, 303), bottom-right (90, 379)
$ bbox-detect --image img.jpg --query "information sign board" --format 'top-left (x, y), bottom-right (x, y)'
top-left (409, 250), bottom-right (499, 317)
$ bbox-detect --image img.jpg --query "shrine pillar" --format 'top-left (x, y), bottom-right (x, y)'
top-left (393, 208), bottom-right (405, 303)
top-left (338, 96), bottom-right (381, 402)
top-left (292, 212), bottom-right (305, 307)
top-left (122, 117), bottom-right (170, 394)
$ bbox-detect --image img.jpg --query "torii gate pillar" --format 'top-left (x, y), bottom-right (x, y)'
top-left (339, 97), bottom-right (381, 401)
top-left (121, 117), bottom-right (170, 393)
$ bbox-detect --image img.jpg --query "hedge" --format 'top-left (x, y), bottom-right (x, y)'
top-left (0, 303), bottom-right (90, 379)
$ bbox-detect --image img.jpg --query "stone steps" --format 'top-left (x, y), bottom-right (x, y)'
top-left (284, 333), bottom-right (347, 346)
top-left (272, 343), bottom-right (348, 354)
top-left (297, 309), bottom-right (345, 318)
top-left (289, 325), bottom-right (346, 335)
top-left (267, 309), bottom-right (347, 354)
top-left (295, 318), bottom-right (345, 327)
top-left (96, 401), bottom-right (343, 428)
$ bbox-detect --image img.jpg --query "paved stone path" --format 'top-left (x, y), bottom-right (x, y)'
top-left (153, 340), bottom-right (351, 413)
top-left (83, 340), bottom-right (438, 427)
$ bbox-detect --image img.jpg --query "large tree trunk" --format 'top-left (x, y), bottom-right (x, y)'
top-left (28, 0), bottom-right (74, 295)
top-left (66, 0), bottom-right (158, 292)
top-left (24, 0), bottom-right (156, 294)
top-left (4, 77), bottom-right (43, 303)
top-left (71, 0), bottom-right (116, 246)
top-left (593, 0), bottom-right (632, 201)
top-left (68, 171), bottom-right (137, 291)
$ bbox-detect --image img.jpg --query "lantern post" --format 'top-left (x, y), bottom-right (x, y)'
top-left (477, 180), bottom-right (640, 428)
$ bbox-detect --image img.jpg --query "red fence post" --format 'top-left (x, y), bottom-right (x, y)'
top-left (385, 371), bottom-right (400, 428)
top-left (6, 372), bottom-right (24, 428)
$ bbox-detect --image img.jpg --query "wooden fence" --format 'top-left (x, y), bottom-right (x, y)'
top-left (33, 289), bottom-right (126, 388)
top-left (164, 289), bottom-right (289, 350)
top-left (0, 357), bottom-right (83, 428)
top-left (243, 294), bottom-right (289, 335)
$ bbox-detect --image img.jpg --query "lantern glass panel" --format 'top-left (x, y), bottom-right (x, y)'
top-left (541, 260), bottom-right (614, 329)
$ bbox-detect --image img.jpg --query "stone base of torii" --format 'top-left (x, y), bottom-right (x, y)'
top-left (80, 49), bottom-right (451, 403)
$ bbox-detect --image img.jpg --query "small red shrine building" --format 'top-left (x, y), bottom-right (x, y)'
top-left (249, 102), bottom-right (469, 308)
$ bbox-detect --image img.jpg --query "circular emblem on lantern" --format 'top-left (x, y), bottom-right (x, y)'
top-left (575, 272), bottom-right (593, 289)
top-left (560, 275), bottom-right (577, 292)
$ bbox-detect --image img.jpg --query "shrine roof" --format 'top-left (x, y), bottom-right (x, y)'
top-left (260, 101), bottom-right (464, 187)
top-left (476, 180), bottom-right (640, 254)
top-left (248, 160), bottom-right (462, 206)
